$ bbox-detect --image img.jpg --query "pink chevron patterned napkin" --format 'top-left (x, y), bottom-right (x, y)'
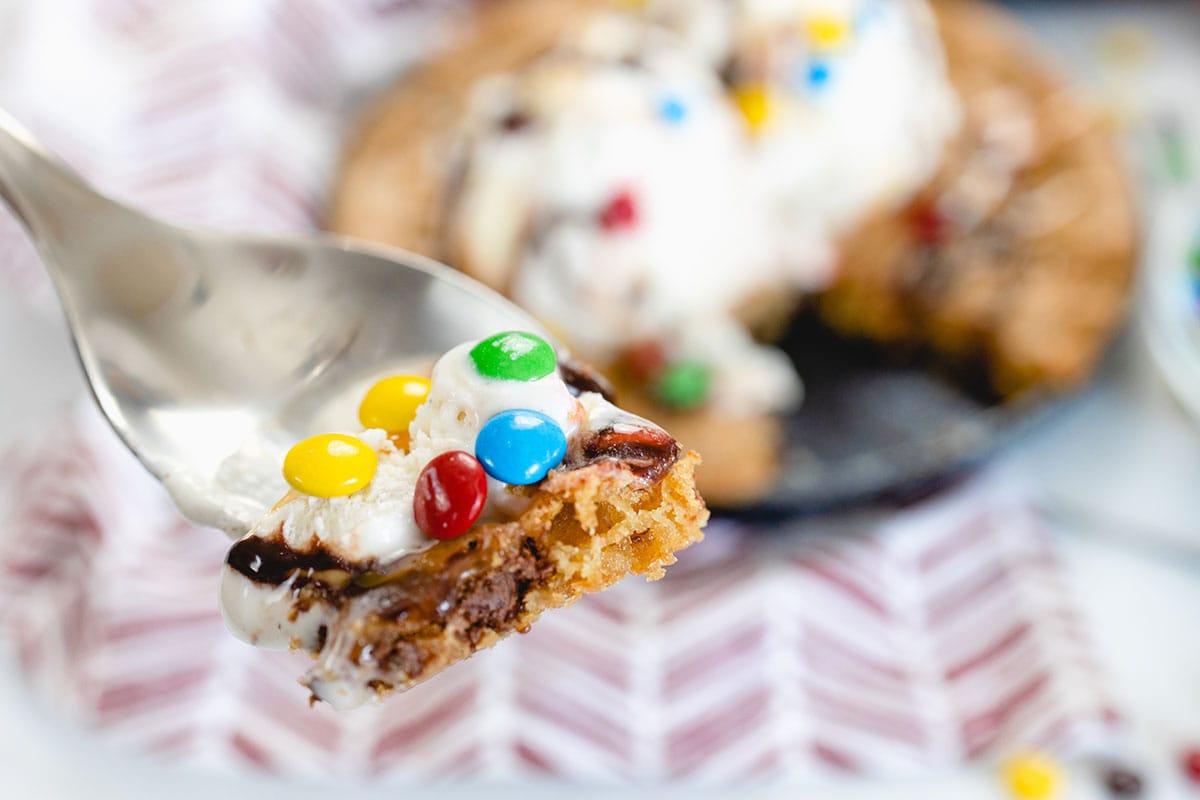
top-left (0, 403), bottom-right (1121, 783)
top-left (0, 0), bottom-right (1121, 785)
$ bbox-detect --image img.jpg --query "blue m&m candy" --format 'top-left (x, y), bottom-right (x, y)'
top-left (475, 409), bottom-right (568, 485)
top-left (659, 95), bottom-right (688, 125)
top-left (806, 60), bottom-right (832, 90)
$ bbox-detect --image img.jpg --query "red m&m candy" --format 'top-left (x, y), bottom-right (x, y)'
top-left (414, 451), bottom-right (488, 540)
top-left (1182, 747), bottom-right (1200, 783)
top-left (599, 189), bottom-right (638, 231)
top-left (911, 201), bottom-right (951, 244)
top-left (621, 339), bottom-right (669, 381)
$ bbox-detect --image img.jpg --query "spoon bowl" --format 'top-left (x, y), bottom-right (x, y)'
top-left (0, 109), bottom-right (548, 535)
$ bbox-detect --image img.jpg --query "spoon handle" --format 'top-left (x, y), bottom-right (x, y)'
top-left (0, 108), bottom-right (120, 277)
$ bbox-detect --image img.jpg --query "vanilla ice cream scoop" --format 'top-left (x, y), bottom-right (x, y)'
top-left (446, 15), bottom-right (808, 416)
top-left (650, 0), bottom-right (961, 250)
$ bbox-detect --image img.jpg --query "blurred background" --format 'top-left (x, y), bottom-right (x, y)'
top-left (0, 0), bottom-right (1199, 798)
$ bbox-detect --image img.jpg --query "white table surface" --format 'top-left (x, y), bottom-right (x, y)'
top-left (2, 2), bottom-right (1200, 798)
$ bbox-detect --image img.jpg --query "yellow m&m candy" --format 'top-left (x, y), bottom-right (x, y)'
top-left (733, 85), bottom-right (773, 133)
top-left (1001, 752), bottom-right (1063, 799)
top-left (805, 14), bottom-right (851, 50)
top-left (283, 434), bottom-right (377, 498)
top-left (358, 375), bottom-right (431, 434)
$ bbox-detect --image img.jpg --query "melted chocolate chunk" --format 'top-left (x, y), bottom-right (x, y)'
top-left (574, 426), bottom-right (680, 485)
top-left (380, 640), bottom-right (428, 678)
top-left (559, 358), bottom-right (616, 402)
top-left (227, 536), bottom-right (356, 585)
top-left (345, 532), bottom-right (552, 673)
top-left (717, 56), bottom-right (739, 88)
top-left (457, 571), bottom-right (521, 645)
top-left (499, 110), bottom-right (531, 132)
top-left (1104, 767), bottom-right (1144, 797)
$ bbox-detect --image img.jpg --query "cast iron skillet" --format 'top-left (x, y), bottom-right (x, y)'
top-left (730, 311), bottom-right (1073, 518)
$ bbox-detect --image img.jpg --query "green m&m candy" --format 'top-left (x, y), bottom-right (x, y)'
top-left (470, 331), bottom-right (557, 381)
top-left (655, 360), bottom-right (711, 411)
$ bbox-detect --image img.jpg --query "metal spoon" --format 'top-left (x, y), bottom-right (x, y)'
top-left (0, 109), bottom-right (547, 536)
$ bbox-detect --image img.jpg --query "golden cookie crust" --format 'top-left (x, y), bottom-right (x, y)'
top-left (819, 0), bottom-right (1137, 396)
